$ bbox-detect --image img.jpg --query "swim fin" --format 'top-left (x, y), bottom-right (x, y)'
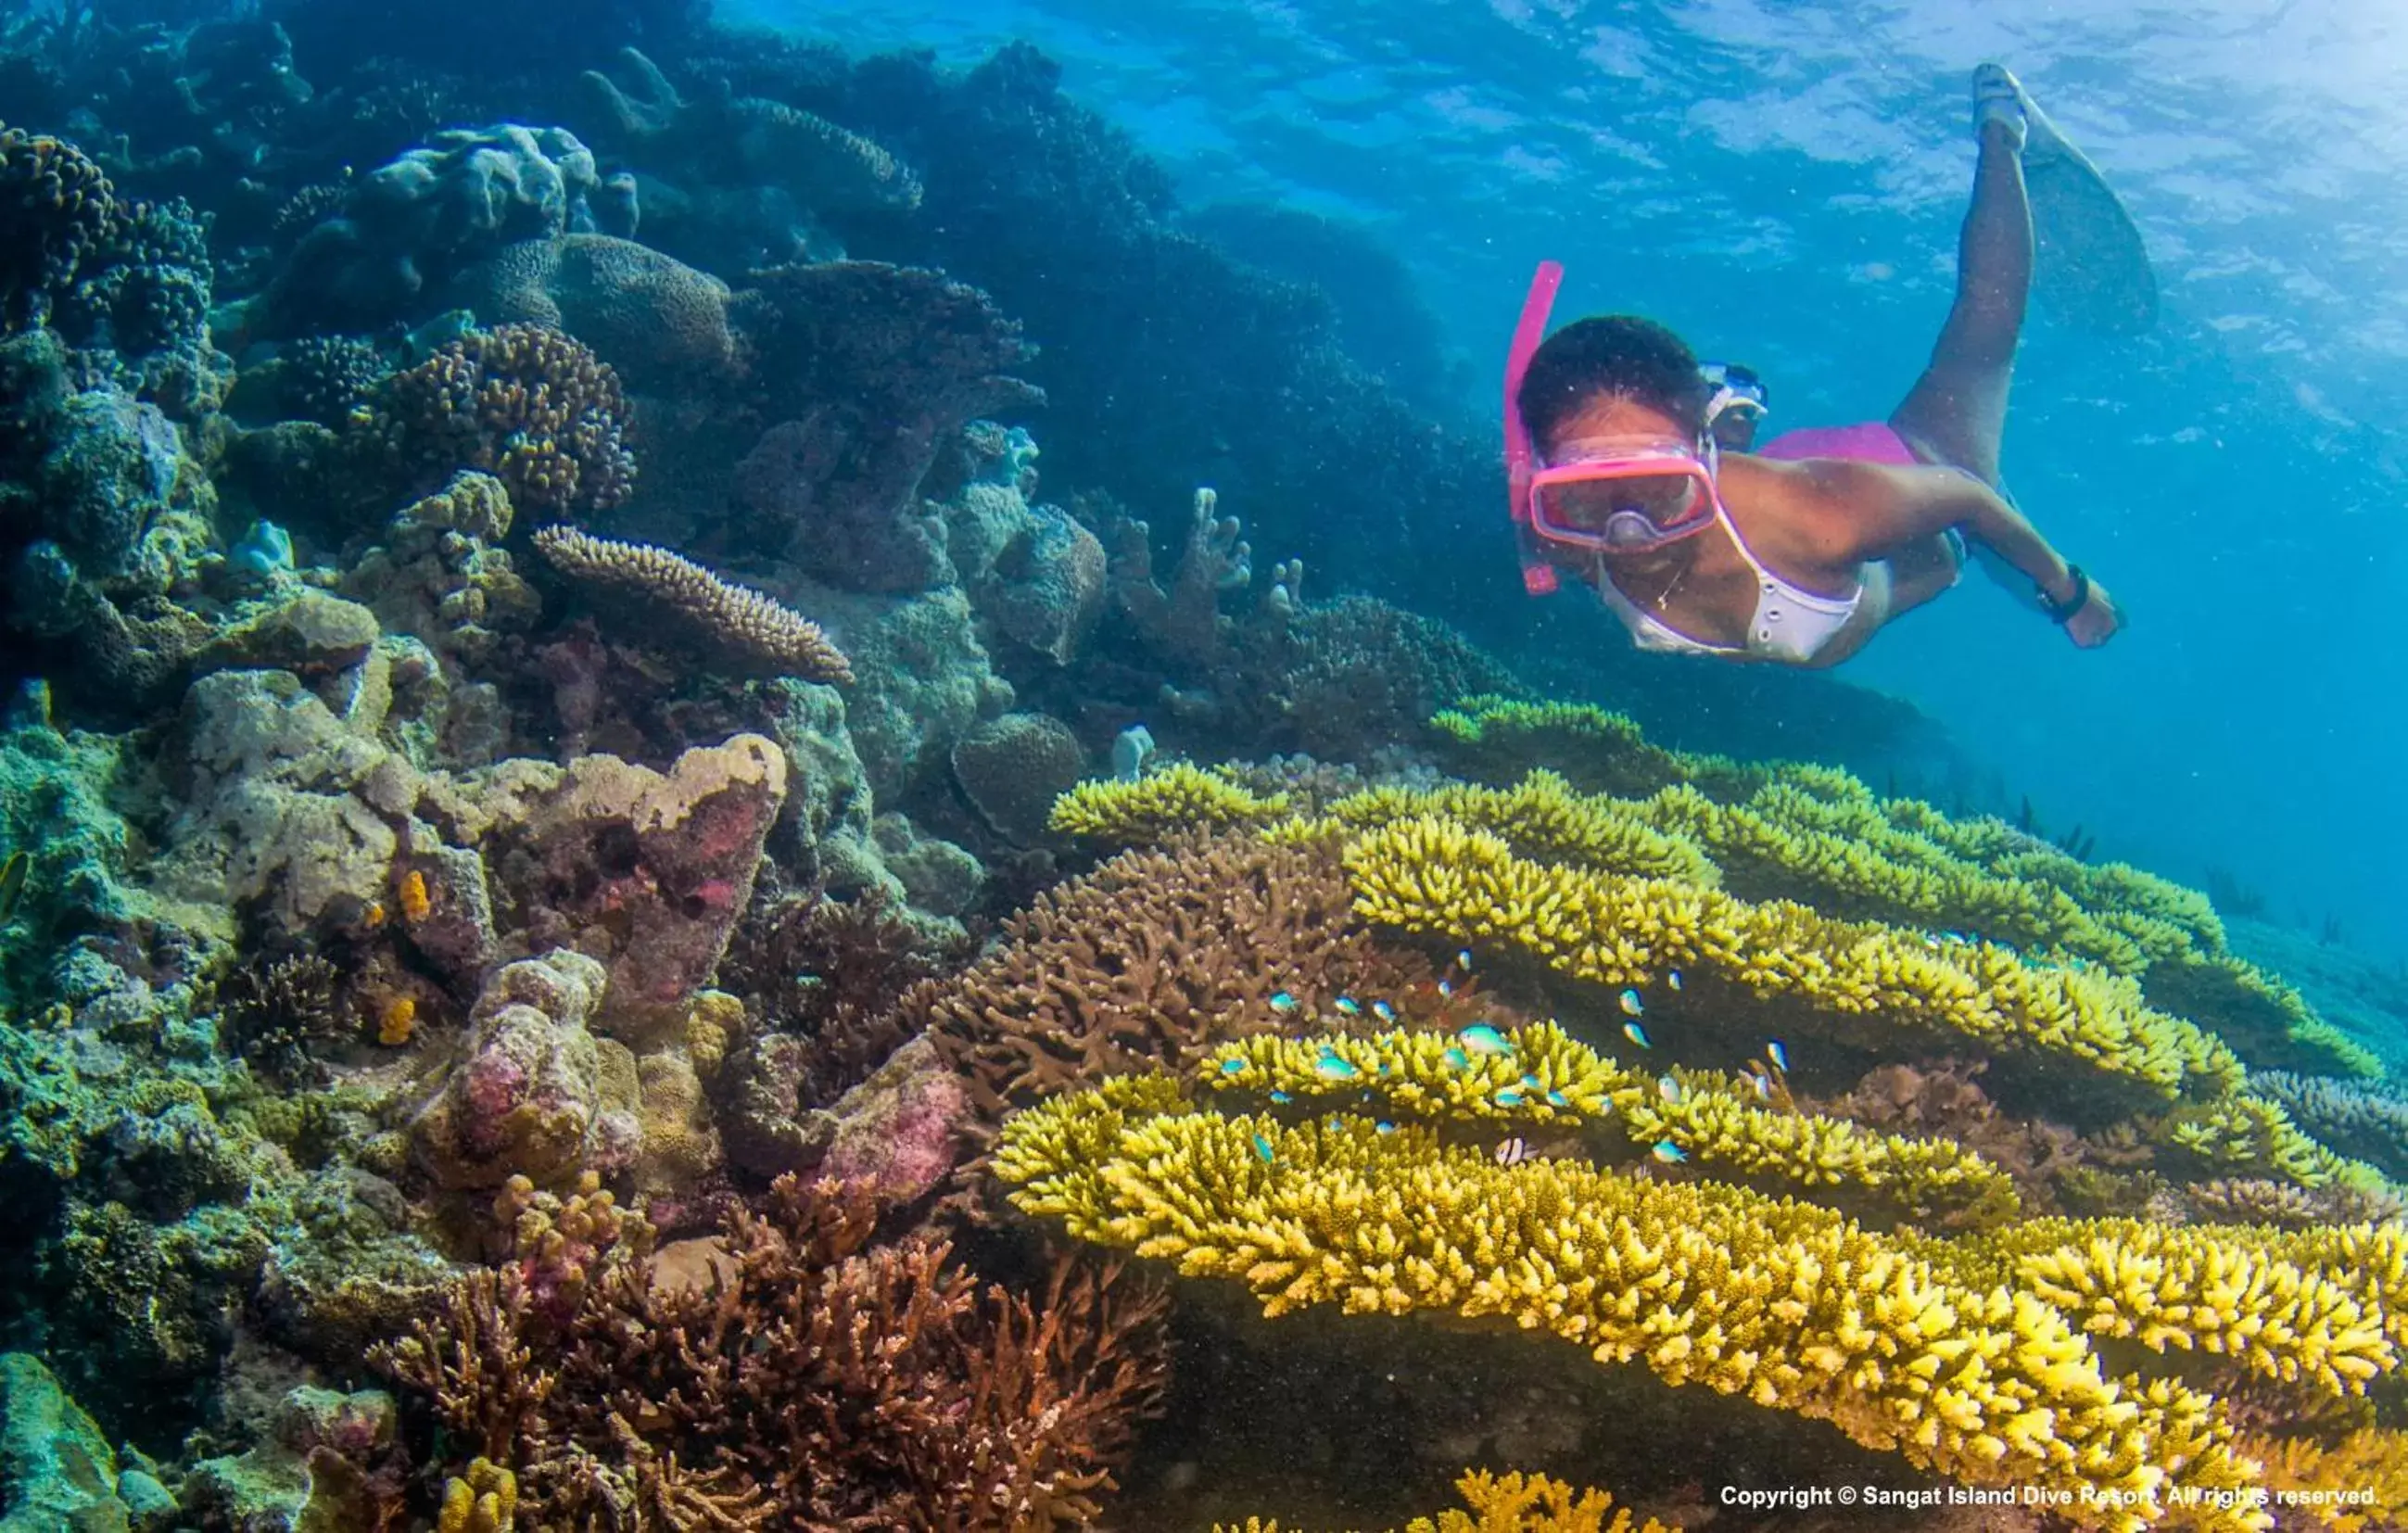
top-left (1980, 67), bottom-right (2159, 336)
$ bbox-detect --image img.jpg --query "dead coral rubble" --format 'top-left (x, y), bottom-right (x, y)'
top-left (377, 1174), bottom-right (1167, 1530)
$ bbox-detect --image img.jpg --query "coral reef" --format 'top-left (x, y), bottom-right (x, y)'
top-left (1219, 1469), bottom-right (1682, 1533)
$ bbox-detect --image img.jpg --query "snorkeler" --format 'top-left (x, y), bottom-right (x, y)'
top-left (1503, 65), bottom-right (2129, 668)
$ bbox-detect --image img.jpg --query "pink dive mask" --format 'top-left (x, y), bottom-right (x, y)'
top-left (1504, 261), bottom-right (1722, 591)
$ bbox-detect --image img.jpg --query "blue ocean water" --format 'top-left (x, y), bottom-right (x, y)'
top-left (747, 0), bottom-right (2408, 961)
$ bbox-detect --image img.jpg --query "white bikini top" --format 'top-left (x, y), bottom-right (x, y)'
top-left (1594, 499), bottom-right (1861, 665)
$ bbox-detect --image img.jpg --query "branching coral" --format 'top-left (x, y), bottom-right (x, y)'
top-left (996, 1080), bottom-right (2264, 1528)
top-left (1952, 1219), bottom-right (2408, 1402)
top-left (1199, 1022), bottom-right (2021, 1229)
top-left (910, 837), bottom-right (1421, 1125)
top-left (1049, 762), bottom-right (1290, 843)
top-left (1428, 696), bottom-right (1763, 800)
top-left (2250, 1072), bottom-right (2408, 1181)
top-left (356, 323), bottom-right (635, 515)
top-left (378, 1174), bottom-right (1170, 1529)
top-left (1342, 814), bottom-right (2245, 1109)
top-left (1302, 770), bottom-right (1717, 889)
top-left (531, 526), bottom-right (853, 683)
top-left (1217, 1469), bottom-right (1681, 1533)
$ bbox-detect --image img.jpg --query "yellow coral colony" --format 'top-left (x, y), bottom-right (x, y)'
top-left (1215, 1467), bottom-right (1682, 1533)
top-left (1199, 1023), bottom-right (2021, 1227)
top-left (1049, 761), bottom-right (1290, 844)
top-left (996, 1080), bottom-right (2267, 1531)
top-left (1339, 814), bottom-right (2242, 1105)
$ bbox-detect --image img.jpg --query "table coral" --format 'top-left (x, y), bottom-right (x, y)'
top-left (997, 1081), bottom-right (2267, 1530)
top-left (1342, 813), bottom-right (2244, 1110)
top-left (531, 525), bottom-right (853, 683)
top-left (1049, 761), bottom-right (1290, 843)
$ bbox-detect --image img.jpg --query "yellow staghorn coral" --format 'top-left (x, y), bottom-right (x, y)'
top-left (1949, 1219), bottom-right (2408, 1399)
top-left (1198, 1023), bottom-right (2021, 1228)
top-left (1340, 815), bottom-right (2245, 1108)
top-left (2151, 1096), bottom-right (2383, 1189)
top-left (2244, 1427), bottom-right (2408, 1532)
top-left (996, 1081), bottom-right (2266, 1530)
top-left (1049, 763), bottom-right (1290, 844)
top-left (1428, 696), bottom-right (1765, 800)
top-left (1213, 1467), bottom-right (1681, 1533)
top-left (1311, 772), bottom-right (1718, 889)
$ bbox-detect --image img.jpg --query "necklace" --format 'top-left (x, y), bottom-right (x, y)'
top-left (1635, 549), bottom-right (1695, 613)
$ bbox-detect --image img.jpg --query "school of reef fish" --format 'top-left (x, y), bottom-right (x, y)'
top-left (3, 2), bottom-right (2408, 1529)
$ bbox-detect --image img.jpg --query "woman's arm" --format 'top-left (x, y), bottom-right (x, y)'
top-left (1776, 459), bottom-right (2122, 645)
top-left (1791, 461), bottom-right (2081, 598)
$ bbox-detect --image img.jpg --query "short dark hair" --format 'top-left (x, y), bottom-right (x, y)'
top-left (1516, 314), bottom-right (1709, 449)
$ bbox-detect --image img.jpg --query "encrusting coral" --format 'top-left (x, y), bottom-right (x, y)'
top-left (1217, 1469), bottom-right (1682, 1533)
top-left (531, 525), bottom-right (853, 683)
top-left (376, 1173), bottom-right (1170, 1530)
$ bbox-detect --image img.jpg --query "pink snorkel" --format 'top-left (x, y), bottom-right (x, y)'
top-left (1504, 260), bottom-right (1565, 595)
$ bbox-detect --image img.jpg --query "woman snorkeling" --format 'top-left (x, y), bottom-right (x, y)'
top-left (1504, 65), bottom-right (2126, 667)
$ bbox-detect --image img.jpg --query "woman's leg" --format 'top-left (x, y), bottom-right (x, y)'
top-left (1888, 111), bottom-right (2034, 486)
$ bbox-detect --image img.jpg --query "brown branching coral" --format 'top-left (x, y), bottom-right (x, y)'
top-left (217, 951), bottom-right (349, 1085)
top-left (357, 323), bottom-right (636, 515)
top-left (531, 526), bottom-right (853, 683)
top-left (0, 122), bottom-right (122, 327)
top-left (909, 836), bottom-right (1428, 1125)
top-left (377, 1175), bottom-right (1168, 1530)
top-left (717, 886), bottom-right (960, 1110)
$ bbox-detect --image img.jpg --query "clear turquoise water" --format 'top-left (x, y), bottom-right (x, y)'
top-left (741, 0), bottom-right (2408, 962)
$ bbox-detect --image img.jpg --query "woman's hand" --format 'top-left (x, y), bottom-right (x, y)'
top-left (2063, 577), bottom-right (2123, 647)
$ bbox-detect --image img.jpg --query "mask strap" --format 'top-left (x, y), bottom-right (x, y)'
top-left (1505, 260), bottom-right (1565, 596)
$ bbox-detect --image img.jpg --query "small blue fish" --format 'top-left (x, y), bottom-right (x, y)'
top-left (1443, 1046), bottom-right (1471, 1071)
top-left (1269, 1090), bottom-right (1292, 1104)
top-left (1458, 1024), bottom-right (1513, 1057)
top-left (1623, 1021), bottom-right (1653, 1049)
top-left (1253, 1134), bottom-right (1275, 1162)
top-left (1458, 949), bottom-right (1476, 971)
top-left (1495, 1088), bottom-right (1525, 1107)
top-left (1334, 996), bottom-right (1361, 1016)
top-left (1657, 1074), bottom-right (1684, 1105)
top-left (1327, 1115), bottom-right (1345, 1130)
top-left (1652, 1139), bottom-right (1688, 1164)
top-left (1371, 999), bottom-right (1397, 1022)
top-left (1618, 988), bottom-right (1645, 1017)
top-left (1314, 1054), bottom-right (1361, 1082)
top-left (1667, 969), bottom-right (1683, 991)
top-left (1767, 1039), bottom-right (1791, 1074)
top-left (1220, 1058), bottom-right (1248, 1075)
top-left (1521, 1073), bottom-right (1540, 1088)
top-left (1751, 1072), bottom-right (1774, 1102)
top-left (1270, 991), bottom-right (1298, 1014)
top-left (1545, 1089), bottom-right (1567, 1107)
top-left (1375, 1121), bottom-right (1397, 1134)
top-left (1438, 979), bottom-right (1454, 997)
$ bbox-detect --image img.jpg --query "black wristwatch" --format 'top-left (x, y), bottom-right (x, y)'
top-left (2038, 564), bottom-right (2089, 624)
